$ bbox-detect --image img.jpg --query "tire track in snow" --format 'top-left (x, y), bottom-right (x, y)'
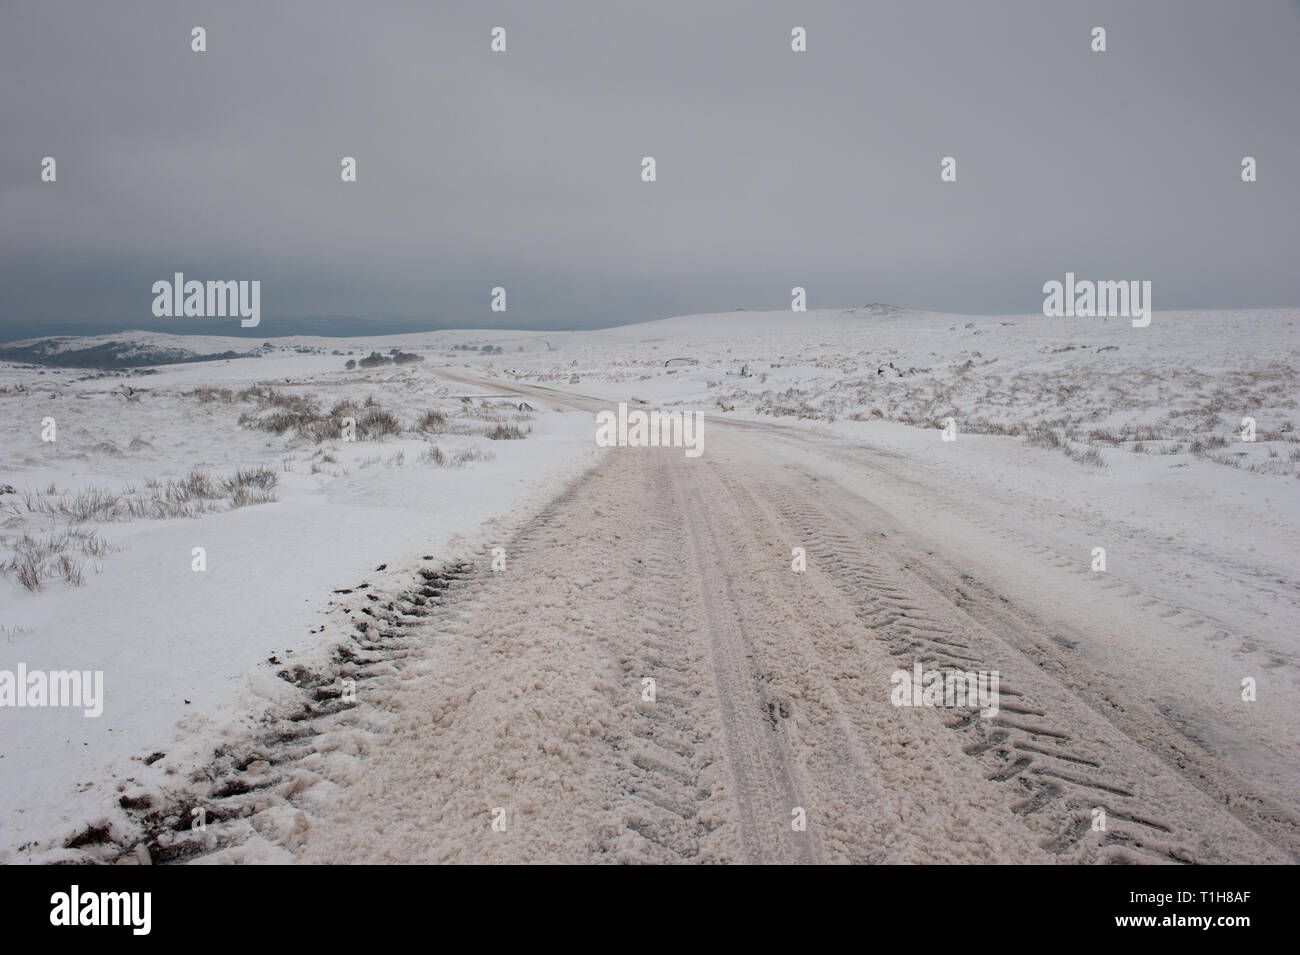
top-left (79, 382), bottom-right (1291, 863)
top-left (749, 454), bottom-right (1293, 863)
top-left (287, 441), bottom-right (1042, 862)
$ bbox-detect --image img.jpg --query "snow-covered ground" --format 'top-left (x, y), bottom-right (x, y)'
top-left (1, 306), bottom-right (1296, 862)
top-left (478, 306), bottom-right (1300, 857)
top-left (0, 342), bottom-right (600, 855)
top-left (514, 307), bottom-right (1300, 820)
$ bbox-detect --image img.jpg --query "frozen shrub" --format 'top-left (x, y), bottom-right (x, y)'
top-left (1065, 445), bottom-right (1108, 468)
top-left (220, 467), bottom-right (279, 494)
top-left (417, 409), bottom-right (448, 432)
top-left (358, 407), bottom-right (400, 439)
top-left (1025, 424), bottom-right (1062, 449)
top-left (186, 386), bottom-right (234, 403)
top-left (486, 423), bottom-right (529, 440)
top-left (1, 529), bottom-right (112, 591)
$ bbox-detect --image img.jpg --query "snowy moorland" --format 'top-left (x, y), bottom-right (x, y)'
top-left (1, 306), bottom-right (1296, 863)
top-left (0, 336), bottom-right (600, 856)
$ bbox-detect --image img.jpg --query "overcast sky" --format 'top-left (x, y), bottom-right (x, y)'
top-left (1, 0), bottom-right (1297, 334)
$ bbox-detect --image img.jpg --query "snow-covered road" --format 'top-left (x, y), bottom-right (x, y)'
top-left (6, 314), bottom-right (1295, 864)
top-left (268, 378), bottom-right (1294, 863)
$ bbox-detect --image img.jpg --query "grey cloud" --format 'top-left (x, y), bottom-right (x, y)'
top-left (1, 0), bottom-right (1297, 335)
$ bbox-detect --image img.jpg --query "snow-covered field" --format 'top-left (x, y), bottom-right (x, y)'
top-left (1, 306), bottom-right (1296, 863)
top-left (0, 340), bottom-right (600, 856)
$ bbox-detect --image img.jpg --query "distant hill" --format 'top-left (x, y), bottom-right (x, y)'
top-left (0, 338), bottom-right (256, 369)
top-left (0, 304), bottom-right (930, 369)
top-left (0, 316), bottom-right (448, 345)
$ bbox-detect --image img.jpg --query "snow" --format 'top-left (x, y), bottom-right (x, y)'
top-left (1, 306), bottom-right (1296, 862)
top-left (0, 349), bottom-right (599, 854)
top-left (479, 305), bottom-right (1300, 827)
